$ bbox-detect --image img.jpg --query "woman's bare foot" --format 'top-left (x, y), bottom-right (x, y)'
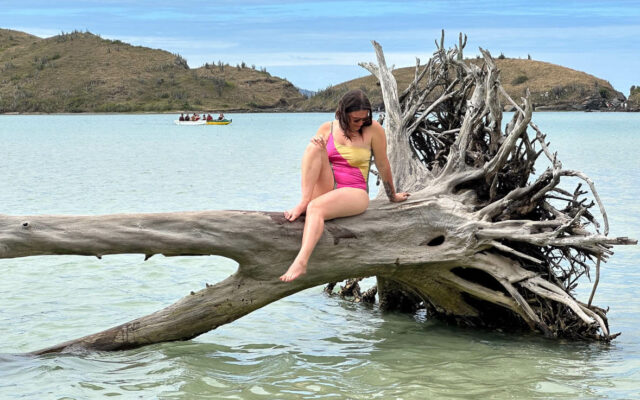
top-left (284, 202), bottom-right (308, 222)
top-left (279, 258), bottom-right (307, 282)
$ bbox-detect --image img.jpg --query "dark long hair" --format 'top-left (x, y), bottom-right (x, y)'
top-left (335, 89), bottom-right (372, 138)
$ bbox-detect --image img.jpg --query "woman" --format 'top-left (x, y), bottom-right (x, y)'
top-left (280, 89), bottom-right (410, 282)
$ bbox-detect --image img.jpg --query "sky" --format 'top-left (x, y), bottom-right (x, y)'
top-left (1, 0), bottom-right (639, 93)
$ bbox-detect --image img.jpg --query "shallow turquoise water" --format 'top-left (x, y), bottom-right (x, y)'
top-left (0, 112), bottom-right (639, 399)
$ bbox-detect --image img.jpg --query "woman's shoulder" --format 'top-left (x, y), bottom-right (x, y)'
top-left (319, 120), bottom-right (334, 129)
top-left (316, 120), bottom-right (334, 138)
top-left (366, 120), bottom-right (385, 136)
top-left (370, 119), bottom-right (384, 129)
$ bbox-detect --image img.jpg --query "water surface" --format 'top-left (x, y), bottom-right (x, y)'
top-left (1, 112), bottom-right (639, 399)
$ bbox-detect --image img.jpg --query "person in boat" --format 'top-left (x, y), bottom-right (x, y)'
top-left (184, 113), bottom-right (190, 121)
top-left (179, 113), bottom-right (185, 121)
top-left (279, 89), bottom-right (410, 282)
top-left (192, 113), bottom-right (200, 121)
top-left (218, 113), bottom-right (225, 121)
top-left (202, 114), bottom-right (207, 121)
top-left (206, 113), bottom-right (213, 121)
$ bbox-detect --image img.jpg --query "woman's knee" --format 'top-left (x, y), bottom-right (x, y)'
top-left (305, 142), bottom-right (324, 156)
top-left (306, 199), bottom-right (325, 218)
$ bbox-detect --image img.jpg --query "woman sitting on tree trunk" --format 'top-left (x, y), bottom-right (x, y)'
top-left (280, 89), bottom-right (410, 282)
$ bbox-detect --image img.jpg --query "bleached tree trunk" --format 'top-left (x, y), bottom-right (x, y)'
top-left (1, 33), bottom-right (635, 354)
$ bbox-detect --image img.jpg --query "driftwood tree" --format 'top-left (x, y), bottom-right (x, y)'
top-left (2, 34), bottom-right (635, 354)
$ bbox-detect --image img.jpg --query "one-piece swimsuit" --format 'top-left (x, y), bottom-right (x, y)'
top-left (326, 122), bottom-right (372, 192)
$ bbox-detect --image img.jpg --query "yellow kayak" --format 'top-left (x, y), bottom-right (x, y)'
top-left (206, 119), bottom-right (232, 125)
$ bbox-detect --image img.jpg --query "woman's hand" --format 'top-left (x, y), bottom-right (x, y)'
top-left (383, 181), bottom-right (409, 203)
top-left (310, 135), bottom-right (326, 148)
top-left (391, 192), bottom-right (410, 202)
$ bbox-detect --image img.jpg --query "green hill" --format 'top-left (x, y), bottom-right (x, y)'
top-left (0, 29), bottom-right (305, 113)
top-left (300, 58), bottom-right (626, 112)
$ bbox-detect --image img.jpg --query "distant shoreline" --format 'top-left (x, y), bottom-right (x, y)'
top-left (2, 109), bottom-right (639, 116)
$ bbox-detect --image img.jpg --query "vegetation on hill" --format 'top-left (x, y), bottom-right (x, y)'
top-left (300, 58), bottom-right (626, 112)
top-left (490, 58), bottom-right (625, 111)
top-left (0, 29), bottom-right (305, 113)
top-left (0, 28), bottom-right (39, 52)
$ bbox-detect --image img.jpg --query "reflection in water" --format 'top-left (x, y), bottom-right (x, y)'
top-left (5, 302), bottom-right (620, 399)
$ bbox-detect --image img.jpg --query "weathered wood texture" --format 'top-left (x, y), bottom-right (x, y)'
top-left (1, 33), bottom-right (635, 354)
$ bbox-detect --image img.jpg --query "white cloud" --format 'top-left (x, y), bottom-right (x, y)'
top-left (6, 26), bottom-right (62, 38)
top-left (107, 34), bottom-right (238, 51)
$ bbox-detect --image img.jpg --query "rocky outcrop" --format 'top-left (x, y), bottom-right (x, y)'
top-left (532, 84), bottom-right (627, 111)
top-left (627, 86), bottom-right (640, 111)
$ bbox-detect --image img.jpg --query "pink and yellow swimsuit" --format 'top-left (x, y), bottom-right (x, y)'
top-left (326, 122), bottom-right (372, 192)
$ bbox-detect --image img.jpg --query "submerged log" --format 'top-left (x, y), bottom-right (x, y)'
top-left (1, 33), bottom-right (635, 354)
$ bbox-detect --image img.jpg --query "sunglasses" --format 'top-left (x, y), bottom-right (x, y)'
top-left (349, 116), bottom-right (369, 124)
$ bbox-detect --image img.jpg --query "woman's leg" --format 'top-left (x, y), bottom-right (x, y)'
top-left (279, 187), bottom-right (369, 282)
top-left (284, 141), bottom-right (334, 222)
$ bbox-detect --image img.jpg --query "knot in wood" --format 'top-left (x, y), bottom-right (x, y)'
top-left (326, 225), bottom-right (357, 245)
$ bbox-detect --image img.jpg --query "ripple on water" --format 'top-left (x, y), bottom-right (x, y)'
top-left (1, 113), bottom-right (640, 399)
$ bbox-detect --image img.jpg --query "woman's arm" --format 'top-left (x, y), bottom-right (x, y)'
top-left (370, 122), bottom-right (410, 202)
